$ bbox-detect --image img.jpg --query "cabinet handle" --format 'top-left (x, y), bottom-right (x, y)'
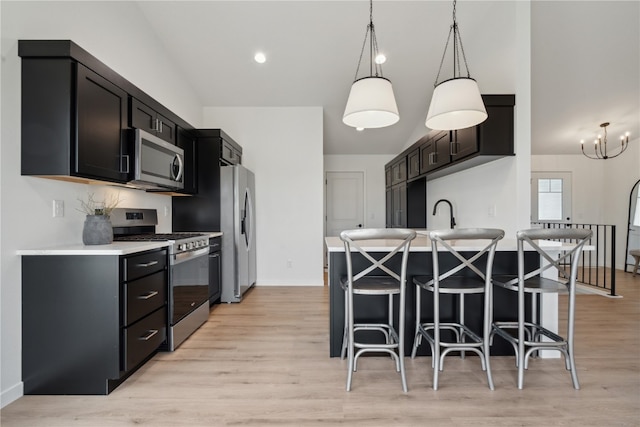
top-left (136, 260), bottom-right (159, 268)
top-left (138, 329), bottom-right (159, 341)
top-left (137, 290), bottom-right (159, 300)
top-left (121, 155), bottom-right (130, 174)
top-left (150, 118), bottom-right (158, 131)
top-left (209, 253), bottom-right (220, 259)
top-left (158, 120), bottom-right (163, 134)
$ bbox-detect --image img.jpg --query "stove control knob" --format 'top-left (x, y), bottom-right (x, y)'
top-left (188, 242), bottom-right (194, 250)
top-left (178, 244), bottom-right (185, 251)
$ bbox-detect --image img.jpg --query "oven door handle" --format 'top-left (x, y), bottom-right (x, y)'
top-left (172, 247), bottom-right (209, 265)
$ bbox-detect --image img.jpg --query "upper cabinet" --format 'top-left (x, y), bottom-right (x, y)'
top-left (176, 127), bottom-right (197, 195)
top-left (21, 56), bottom-right (130, 183)
top-left (419, 131), bottom-right (451, 174)
top-left (130, 98), bottom-right (177, 144)
top-left (385, 94), bottom-right (515, 182)
top-left (221, 137), bottom-right (243, 166)
top-left (19, 40), bottom-right (195, 188)
top-left (390, 157), bottom-right (407, 185)
top-left (407, 148), bottom-right (420, 179)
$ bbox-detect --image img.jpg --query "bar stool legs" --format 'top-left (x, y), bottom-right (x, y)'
top-left (411, 228), bottom-right (504, 391)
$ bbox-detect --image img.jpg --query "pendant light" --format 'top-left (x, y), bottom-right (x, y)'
top-left (426, 0), bottom-right (487, 131)
top-left (343, 0), bottom-right (399, 129)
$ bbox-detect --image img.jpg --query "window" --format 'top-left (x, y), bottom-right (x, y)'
top-left (531, 172), bottom-right (572, 223)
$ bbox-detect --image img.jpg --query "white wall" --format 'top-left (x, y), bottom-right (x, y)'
top-left (1, 1), bottom-right (203, 407)
top-left (203, 107), bottom-right (324, 286)
top-left (532, 137), bottom-right (640, 269)
top-left (324, 154), bottom-right (394, 229)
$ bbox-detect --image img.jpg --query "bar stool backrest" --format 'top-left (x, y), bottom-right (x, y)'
top-left (340, 228), bottom-right (417, 284)
top-left (428, 228), bottom-right (505, 285)
top-left (512, 228), bottom-right (593, 285)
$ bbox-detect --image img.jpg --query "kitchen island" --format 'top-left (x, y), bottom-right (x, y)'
top-left (325, 234), bottom-right (571, 358)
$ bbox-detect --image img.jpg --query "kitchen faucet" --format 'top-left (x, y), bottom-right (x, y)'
top-left (433, 199), bottom-right (456, 229)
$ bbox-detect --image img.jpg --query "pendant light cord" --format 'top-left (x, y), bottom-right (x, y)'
top-left (433, 0), bottom-right (472, 87)
top-left (353, 0), bottom-right (383, 81)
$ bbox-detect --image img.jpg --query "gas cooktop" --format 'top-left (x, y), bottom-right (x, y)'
top-left (114, 233), bottom-right (205, 242)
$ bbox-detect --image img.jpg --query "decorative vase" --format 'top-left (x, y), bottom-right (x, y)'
top-left (82, 215), bottom-right (113, 245)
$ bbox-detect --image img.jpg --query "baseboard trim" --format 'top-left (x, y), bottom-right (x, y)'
top-left (1, 381), bottom-right (23, 408)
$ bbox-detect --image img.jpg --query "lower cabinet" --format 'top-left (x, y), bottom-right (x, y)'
top-left (21, 248), bottom-right (168, 395)
top-left (208, 236), bottom-right (222, 305)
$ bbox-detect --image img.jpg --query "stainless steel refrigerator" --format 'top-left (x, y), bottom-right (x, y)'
top-left (220, 164), bottom-right (257, 302)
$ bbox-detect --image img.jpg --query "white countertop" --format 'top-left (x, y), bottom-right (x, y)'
top-left (17, 231), bottom-right (223, 256)
top-left (17, 241), bottom-right (171, 256)
top-left (325, 233), bottom-right (580, 253)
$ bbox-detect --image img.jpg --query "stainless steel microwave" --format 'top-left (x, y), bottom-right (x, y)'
top-left (129, 129), bottom-right (184, 191)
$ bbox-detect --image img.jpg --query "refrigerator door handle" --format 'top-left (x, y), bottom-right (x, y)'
top-left (244, 187), bottom-right (254, 250)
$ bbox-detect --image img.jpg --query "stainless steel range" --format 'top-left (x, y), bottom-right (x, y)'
top-left (111, 208), bottom-right (209, 351)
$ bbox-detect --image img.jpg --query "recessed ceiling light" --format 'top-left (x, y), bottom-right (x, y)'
top-left (356, 127), bottom-right (364, 131)
top-left (254, 52), bottom-right (266, 64)
top-left (374, 53), bottom-right (386, 65)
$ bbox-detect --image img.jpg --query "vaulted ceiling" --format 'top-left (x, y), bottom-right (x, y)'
top-left (136, 1), bottom-right (639, 156)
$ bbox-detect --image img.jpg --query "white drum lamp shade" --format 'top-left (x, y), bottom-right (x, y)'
top-left (425, 77), bottom-right (487, 130)
top-left (343, 77), bottom-right (400, 129)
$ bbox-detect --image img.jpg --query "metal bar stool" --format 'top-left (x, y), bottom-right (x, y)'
top-left (339, 228), bottom-right (416, 392)
top-left (411, 228), bottom-right (504, 390)
top-left (492, 228), bottom-right (592, 389)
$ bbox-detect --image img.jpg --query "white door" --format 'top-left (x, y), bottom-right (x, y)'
top-left (531, 172), bottom-right (572, 223)
top-left (628, 180), bottom-right (640, 267)
top-left (325, 171), bottom-right (364, 237)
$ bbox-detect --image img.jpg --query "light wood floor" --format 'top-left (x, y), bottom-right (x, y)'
top-left (2, 272), bottom-right (639, 426)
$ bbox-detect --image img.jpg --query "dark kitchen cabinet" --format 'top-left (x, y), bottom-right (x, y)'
top-left (419, 131), bottom-right (451, 174)
top-left (21, 248), bottom-right (168, 395)
top-left (386, 94), bottom-right (515, 181)
top-left (391, 157), bottom-right (407, 185)
top-left (450, 126), bottom-right (478, 162)
top-left (130, 97), bottom-right (177, 144)
top-left (389, 182), bottom-right (407, 228)
top-left (173, 129), bottom-right (243, 232)
top-left (19, 40), bottom-right (198, 188)
top-left (208, 236), bottom-right (222, 305)
top-left (176, 127), bottom-right (197, 194)
top-left (385, 166), bottom-right (393, 188)
top-left (21, 57), bottom-right (130, 183)
top-left (221, 137), bottom-right (243, 165)
top-left (407, 148), bottom-right (421, 179)
top-left (406, 177), bottom-right (427, 228)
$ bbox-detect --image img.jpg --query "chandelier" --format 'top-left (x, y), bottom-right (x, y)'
top-left (343, 0), bottom-right (399, 129)
top-left (425, 0), bottom-right (487, 131)
top-left (581, 122), bottom-right (630, 160)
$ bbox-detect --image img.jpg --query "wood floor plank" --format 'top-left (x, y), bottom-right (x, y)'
top-left (2, 272), bottom-right (639, 426)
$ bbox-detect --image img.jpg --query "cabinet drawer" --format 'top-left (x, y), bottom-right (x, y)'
top-left (209, 236), bottom-right (221, 251)
top-left (123, 250), bottom-right (167, 282)
top-left (124, 270), bottom-right (166, 326)
top-left (124, 307), bottom-right (166, 372)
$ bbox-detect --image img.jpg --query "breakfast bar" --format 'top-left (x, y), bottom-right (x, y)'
top-left (325, 233), bottom-right (569, 358)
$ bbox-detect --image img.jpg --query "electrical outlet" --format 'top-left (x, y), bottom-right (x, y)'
top-left (53, 200), bottom-right (64, 218)
top-left (164, 206), bottom-right (170, 217)
top-left (287, 259), bottom-right (292, 268)
top-left (488, 205), bottom-right (496, 217)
